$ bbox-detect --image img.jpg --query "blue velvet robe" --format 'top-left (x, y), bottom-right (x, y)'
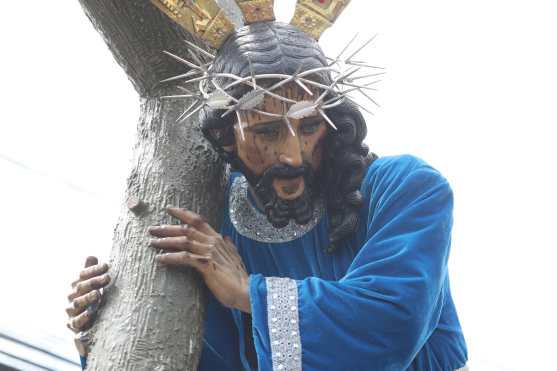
top-left (199, 155), bottom-right (467, 371)
top-left (80, 154), bottom-right (467, 371)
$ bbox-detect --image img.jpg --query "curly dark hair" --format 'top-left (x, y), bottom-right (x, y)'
top-left (199, 22), bottom-right (375, 252)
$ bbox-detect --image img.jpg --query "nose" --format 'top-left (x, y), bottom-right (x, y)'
top-left (279, 134), bottom-right (303, 168)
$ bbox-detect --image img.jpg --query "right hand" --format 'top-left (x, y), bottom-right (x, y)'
top-left (65, 256), bottom-right (110, 354)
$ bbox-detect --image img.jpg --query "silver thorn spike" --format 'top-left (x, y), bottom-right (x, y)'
top-left (265, 90), bottom-right (297, 104)
top-left (338, 81), bottom-right (380, 91)
top-left (291, 64), bottom-right (313, 96)
top-left (297, 78), bottom-right (330, 90)
top-left (221, 108), bottom-right (235, 118)
top-left (323, 96), bottom-right (342, 105)
top-left (187, 48), bottom-right (208, 72)
top-left (332, 32), bottom-right (360, 65)
top-left (250, 109), bottom-right (283, 118)
top-left (181, 75), bottom-right (212, 85)
top-left (160, 70), bottom-right (200, 84)
top-left (177, 86), bottom-right (203, 99)
top-left (179, 103), bottom-right (204, 123)
top-left (221, 90), bottom-right (267, 118)
top-left (163, 50), bottom-right (203, 71)
top-left (346, 96), bottom-right (375, 115)
top-left (298, 66), bottom-right (339, 78)
top-left (283, 116), bottom-right (297, 137)
top-left (356, 88), bottom-right (380, 107)
top-left (211, 80), bottom-right (238, 103)
top-left (337, 86), bottom-right (363, 95)
top-left (321, 97), bottom-right (346, 109)
top-left (183, 39), bottom-right (215, 60)
top-left (161, 94), bottom-right (197, 99)
top-left (177, 86), bottom-right (195, 94)
top-left (176, 101), bottom-right (200, 122)
top-left (346, 34), bottom-right (378, 63)
top-left (235, 111), bottom-right (246, 141)
top-left (345, 61), bottom-right (385, 69)
top-left (315, 67), bottom-right (360, 105)
top-left (318, 108), bottom-right (337, 130)
top-left (294, 78), bottom-right (313, 96)
top-left (349, 72), bottom-right (387, 81)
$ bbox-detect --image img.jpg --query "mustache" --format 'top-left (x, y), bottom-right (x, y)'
top-left (248, 162), bottom-right (317, 228)
top-left (258, 163), bottom-right (310, 185)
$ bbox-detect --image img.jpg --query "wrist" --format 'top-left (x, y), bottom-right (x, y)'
top-left (236, 276), bottom-right (252, 313)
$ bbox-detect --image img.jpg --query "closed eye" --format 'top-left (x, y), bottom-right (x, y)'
top-left (252, 121), bottom-right (282, 140)
top-left (300, 119), bottom-right (323, 135)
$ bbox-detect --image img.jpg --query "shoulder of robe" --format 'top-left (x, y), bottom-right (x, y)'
top-left (361, 154), bottom-right (452, 210)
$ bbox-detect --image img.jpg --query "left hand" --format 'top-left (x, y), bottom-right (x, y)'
top-left (149, 208), bottom-right (251, 313)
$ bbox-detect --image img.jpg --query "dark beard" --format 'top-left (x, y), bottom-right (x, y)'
top-left (245, 162), bottom-right (318, 228)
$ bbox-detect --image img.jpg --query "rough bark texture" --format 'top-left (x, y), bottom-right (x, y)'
top-left (75, 1), bottom-right (240, 370)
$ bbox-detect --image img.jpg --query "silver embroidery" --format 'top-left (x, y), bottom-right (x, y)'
top-left (266, 277), bottom-right (302, 371)
top-left (229, 175), bottom-right (324, 243)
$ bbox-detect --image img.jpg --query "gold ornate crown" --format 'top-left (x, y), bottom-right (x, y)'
top-left (151, 0), bottom-right (236, 48)
top-left (291, 0), bottom-right (352, 40)
top-left (150, 0), bottom-right (350, 48)
top-left (235, 0), bottom-right (275, 25)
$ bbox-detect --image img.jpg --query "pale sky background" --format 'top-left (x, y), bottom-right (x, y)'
top-left (1, 1), bottom-right (556, 370)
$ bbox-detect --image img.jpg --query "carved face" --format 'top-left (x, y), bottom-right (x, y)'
top-left (233, 84), bottom-right (328, 202)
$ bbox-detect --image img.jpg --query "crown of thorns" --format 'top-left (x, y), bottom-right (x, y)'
top-left (161, 33), bottom-right (383, 140)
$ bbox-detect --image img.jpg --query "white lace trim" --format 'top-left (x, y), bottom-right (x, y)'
top-left (266, 277), bottom-right (302, 371)
top-left (229, 176), bottom-right (324, 243)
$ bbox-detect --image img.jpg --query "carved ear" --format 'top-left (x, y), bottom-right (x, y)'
top-left (222, 143), bottom-right (236, 155)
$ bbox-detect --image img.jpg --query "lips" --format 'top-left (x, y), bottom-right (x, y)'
top-left (272, 176), bottom-right (305, 200)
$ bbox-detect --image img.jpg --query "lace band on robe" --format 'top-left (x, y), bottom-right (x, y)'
top-left (266, 277), bottom-right (302, 371)
top-left (229, 176), bottom-right (324, 243)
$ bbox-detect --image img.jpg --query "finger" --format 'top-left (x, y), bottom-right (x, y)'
top-left (66, 290), bottom-right (101, 317)
top-left (150, 237), bottom-right (213, 256)
top-left (183, 226), bottom-right (213, 244)
top-left (149, 225), bottom-right (211, 243)
top-left (84, 256), bottom-right (98, 268)
top-left (79, 263), bottom-right (109, 281)
top-left (185, 240), bottom-right (213, 256)
top-left (68, 274), bottom-right (110, 301)
top-left (67, 309), bottom-right (95, 333)
top-left (156, 252), bottom-right (210, 271)
top-left (148, 224), bottom-right (188, 238)
top-left (150, 236), bottom-right (189, 252)
top-left (166, 208), bottom-right (217, 236)
top-left (71, 257), bottom-right (100, 288)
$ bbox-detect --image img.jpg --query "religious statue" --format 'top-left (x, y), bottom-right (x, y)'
top-left (65, 1), bottom-right (468, 370)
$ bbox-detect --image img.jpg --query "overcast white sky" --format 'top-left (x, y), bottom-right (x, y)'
top-left (1, 1), bottom-right (556, 370)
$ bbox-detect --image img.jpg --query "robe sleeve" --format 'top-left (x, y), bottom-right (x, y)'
top-left (249, 164), bottom-right (454, 370)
